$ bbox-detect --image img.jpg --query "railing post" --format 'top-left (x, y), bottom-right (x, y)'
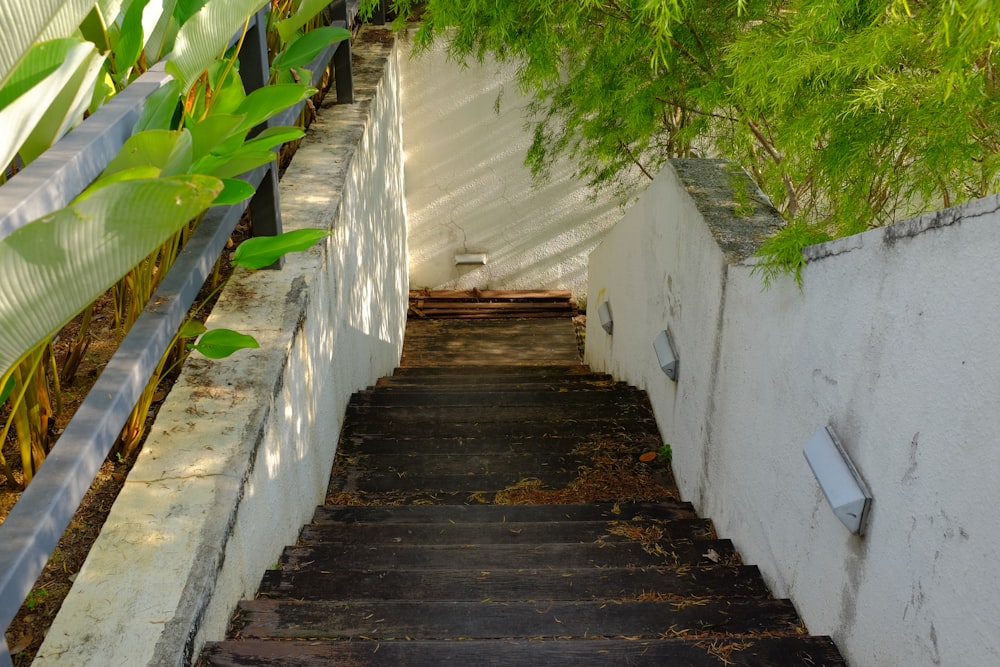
top-left (240, 5), bottom-right (284, 268)
top-left (372, 0), bottom-right (387, 25)
top-left (331, 0), bottom-right (354, 103)
top-left (2, 636), bottom-right (12, 667)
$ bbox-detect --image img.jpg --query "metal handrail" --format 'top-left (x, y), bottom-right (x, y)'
top-left (0, 3), bottom-right (358, 663)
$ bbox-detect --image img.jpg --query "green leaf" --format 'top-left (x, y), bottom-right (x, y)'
top-left (165, 0), bottom-right (265, 91)
top-left (0, 0), bottom-right (98, 88)
top-left (213, 178), bottom-right (255, 205)
top-left (241, 126), bottom-right (305, 152)
top-left (1, 374), bottom-right (14, 406)
top-left (275, 0), bottom-right (333, 44)
top-left (188, 329), bottom-right (259, 359)
top-left (0, 39), bottom-right (99, 169)
top-left (233, 83), bottom-right (315, 135)
top-left (112, 0), bottom-right (151, 83)
top-left (134, 79), bottom-right (182, 131)
top-left (191, 147), bottom-right (274, 179)
top-left (101, 129), bottom-right (194, 178)
top-left (273, 26), bottom-right (351, 72)
top-left (0, 175), bottom-right (223, 382)
top-left (186, 113), bottom-right (247, 160)
top-left (232, 228), bottom-right (331, 269)
top-left (19, 48), bottom-right (107, 164)
top-left (178, 320), bottom-right (207, 337)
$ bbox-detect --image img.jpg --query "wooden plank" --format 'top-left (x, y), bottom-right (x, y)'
top-left (349, 387), bottom-right (647, 407)
top-left (336, 451), bottom-right (588, 476)
top-left (344, 403), bottom-right (655, 424)
top-left (258, 565), bottom-right (771, 601)
top-left (311, 502), bottom-right (699, 525)
top-left (201, 636), bottom-right (848, 666)
top-left (235, 598), bottom-right (803, 640)
top-left (297, 518), bottom-right (715, 545)
top-left (341, 417), bottom-right (661, 439)
top-left (409, 289), bottom-right (574, 301)
top-left (335, 434), bottom-right (657, 457)
top-left (331, 470), bottom-right (582, 494)
top-left (276, 540), bottom-right (736, 570)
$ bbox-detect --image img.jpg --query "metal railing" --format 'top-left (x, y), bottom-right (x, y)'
top-left (0, 1), bottom-right (378, 662)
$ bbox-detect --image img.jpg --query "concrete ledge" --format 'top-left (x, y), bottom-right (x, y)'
top-left (34, 27), bottom-right (406, 667)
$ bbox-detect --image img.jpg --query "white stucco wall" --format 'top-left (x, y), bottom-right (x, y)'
top-left (399, 34), bottom-right (634, 299)
top-left (586, 160), bottom-right (1000, 666)
top-left (35, 30), bottom-right (407, 667)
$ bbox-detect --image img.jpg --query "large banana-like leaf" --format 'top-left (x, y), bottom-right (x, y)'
top-left (19, 49), bottom-right (108, 164)
top-left (0, 175), bottom-right (222, 381)
top-left (0, 0), bottom-right (98, 88)
top-left (275, 0), bottom-right (334, 44)
top-left (165, 0), bottom-right (267, 91)
top-left (0, 39), bottom-right (100, 170)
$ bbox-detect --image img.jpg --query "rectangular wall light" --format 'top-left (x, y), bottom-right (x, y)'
top-left (598, 301), bottom-right (613, 334)
top-left (455, 253), bottom-right (488, 265)
top-left (653, 329), bottom-right (678, 381)
top-left (803, 426), bottom-right (873, 535)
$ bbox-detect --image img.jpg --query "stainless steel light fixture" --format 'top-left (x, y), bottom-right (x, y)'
top-left (803, 426), bottom-right (873, 535)
top-left (653, 329), bottom-right (678, 381)
top-left (598, 301), bottom-right (613, 334)
top-left (454, 253), bottom-right (487, 265)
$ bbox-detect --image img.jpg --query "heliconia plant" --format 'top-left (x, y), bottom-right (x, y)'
top-left (1, 0), bottom-right (350, 484)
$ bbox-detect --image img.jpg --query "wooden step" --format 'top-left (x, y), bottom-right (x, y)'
top-left (329, 469), bottom-right (582, 493)
top-left (257, 564), bottom-right (772, 601)
top-left (344, 402), bottom-right (655, 424)
top-left (337, 434), bottom-right (662, 456)
top-left (233, 598), bottom-right (804, 640)
top-left (201, 636), bottom-right (847, 666)
top-left (275, 539), bottom-right (737, 571)
top-left (341, 417), bottom-right (661, 439)
top-left (349, 387), bottom-right (647, 407)
top-left (311, 502), bottom-right (700, 524)
top-left (298, 518), bottom-right (715, 545)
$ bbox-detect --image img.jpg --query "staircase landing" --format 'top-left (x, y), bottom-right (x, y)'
top-left (199, 291), bottom-right (846, 666)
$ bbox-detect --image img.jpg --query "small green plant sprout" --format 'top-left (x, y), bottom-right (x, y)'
top-left (25, 588), bottom-right (49, 610)
top-left (657, 444), bottom-right (673, 465)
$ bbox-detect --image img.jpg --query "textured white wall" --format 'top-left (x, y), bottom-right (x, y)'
top-left (35, 31), bottom-right (407, 666)
top-left (399, 35), bottom-right (633, 299)
top-left (587, 160), bottom-right (1000, 666)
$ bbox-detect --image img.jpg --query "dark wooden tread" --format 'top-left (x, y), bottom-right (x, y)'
top-left (408, 289), bottom-right (577, 319)
top-left (233, 598), bottom-right (805, 640)
top-left (201, 636), bottom-right (846, 666)
top-left (258, 564), bottom-right (773, 601)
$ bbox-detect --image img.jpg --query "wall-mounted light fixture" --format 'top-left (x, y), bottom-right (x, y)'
top-left (598, 301), bottom-right (613, 334)
top-left (803, 426), bottom-right (872, 535)
top-left (455, 253), bottom-right (487, 265)
top-left (653, 329), bottom-right (678, 381)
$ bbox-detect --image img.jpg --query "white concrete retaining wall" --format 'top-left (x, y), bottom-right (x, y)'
top-left (399, 34), bottom-right (633, 300)
top-left (35, 29), bottom-right (407, 666)
top-left (586, 159), bottom-right (1000, 666)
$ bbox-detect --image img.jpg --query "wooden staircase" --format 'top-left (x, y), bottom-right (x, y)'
top-left (199, 292), bottom-right (847, 666)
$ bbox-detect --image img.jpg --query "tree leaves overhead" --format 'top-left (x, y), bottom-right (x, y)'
top-left (379, 0), bottom-right (1000, 276)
